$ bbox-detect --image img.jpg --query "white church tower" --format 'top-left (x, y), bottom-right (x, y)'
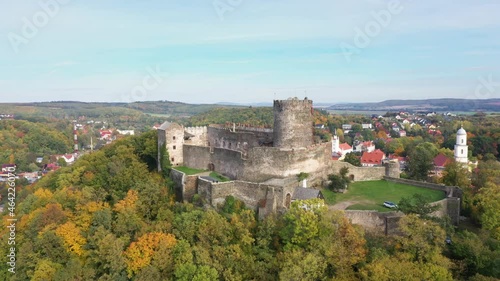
top-left (454, 126), bottom-right (468, 164)
top-left (332, 131), bottom-right (340, 154)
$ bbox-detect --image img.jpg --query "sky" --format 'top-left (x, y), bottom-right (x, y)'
top-left (0, 0), bottom-right (500, 104)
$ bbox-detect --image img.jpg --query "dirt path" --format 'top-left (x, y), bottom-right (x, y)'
top-left (329, 200), bottom-right (372, 210)
top-left (330, 201), bottom-right (357, 210)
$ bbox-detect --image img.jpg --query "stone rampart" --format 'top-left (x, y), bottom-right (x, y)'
top-left (344, 210), bottom-right (394, 233)
top-left (170, 168), bottom-right (199, 202)
top-left (183, 145), bottom-right (212, 170)
top-left (210, 181), bottom-right (277, 209)
top-left (330, 161), bottom-right (386, 182)
top-left (383, 177), bottom-right (459, 197)
top-left (242, 142), bottom-right (331, 182)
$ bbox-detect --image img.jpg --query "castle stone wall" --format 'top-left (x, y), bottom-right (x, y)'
top-left (385, 216), bottom-right (403, 235)
top-left (329, 161), bottom-right (386, 182)
top-left (207, 125), bottom-right (273, 153)
top-left (170, 168), bottom-right (199, 202)
top-left (198, 177), bottom-right (213, 205)
top-left (242, 142), bottom-right (331, 182)
top-left (344, 210), bottom-right (397, 232)
top-left (211, 148), bottom-right (245, 180)
top-left (273, 98), bottom-right (314, 148)
top-left (185, 126), bottom-right (208, 146)
top-left (210, 181), bottom-right (275, 209)
top-left (183, 145), bottom-right (211, 170)
top-left (430, 197), bottom-right (461, 225)
top-left (170, 169), bottom-right (185, 202)
top-left (184, 175), bottom-right (198, 202)
top-left (384, 177), bottom-right (459, 197)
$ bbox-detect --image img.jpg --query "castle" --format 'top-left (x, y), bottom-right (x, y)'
top-left (158, 98), bottom-right (399, 216)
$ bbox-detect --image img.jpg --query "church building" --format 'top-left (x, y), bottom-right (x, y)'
top-left (454, 127), bottom-right (468, 164)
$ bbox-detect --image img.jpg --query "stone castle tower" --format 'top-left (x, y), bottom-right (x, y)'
top-left (454, 126), bottom-right (468, 164)
top-left (273, 98), bottom-right (313, 148)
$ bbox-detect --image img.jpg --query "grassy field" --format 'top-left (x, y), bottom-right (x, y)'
top-left (209, 172), bottom-right (231, 182)
top-left (323, 180), bottom-right (446, 212)
top-left (174, 166), bottom-right (207, 175)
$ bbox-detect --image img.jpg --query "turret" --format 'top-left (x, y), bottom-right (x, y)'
top-left (273, 98), bottom-right (313, 148)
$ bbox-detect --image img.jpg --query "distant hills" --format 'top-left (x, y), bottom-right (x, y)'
top-left (327, 99), bottom-right (500, 113)
top-left (0, 99), bottom-right (499, 120)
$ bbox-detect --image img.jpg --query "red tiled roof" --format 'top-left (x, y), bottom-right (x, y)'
top-left (388, 154), bottom-right (407, 162)
top-left (361, 149), bottom-right (385, 165)
top-left (339, 143), bottom-right (352, 151)
top-left (363, 141), bottom-right (374, 147)
top-left (434, 154), bottom-right (452, 168)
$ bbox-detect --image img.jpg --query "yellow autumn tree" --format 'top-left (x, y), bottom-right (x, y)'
top-left (33, 188), bottom-right (55, 207)
top-left (55, 221), bottom-right (87, 256)
top-left (114, 189), bottom-right (139, 213)
top-left (76, 201), bottom-right (110, 229)
top-left (124, 232), bottom-right (177, 277)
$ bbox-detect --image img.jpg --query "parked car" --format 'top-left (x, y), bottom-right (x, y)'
top-left (383, 201), bottom-right (398, 209)
top-left (445, 237), bottom-right (452, 245)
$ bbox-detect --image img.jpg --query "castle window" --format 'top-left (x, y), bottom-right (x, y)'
top-left (173, 145), bottom-right (176, 150)
top-left (173, 136), bottom-right (176, 140)
top-left (171, 157), bottom-right (175, 162)
top-left (461, 139), bottom-right (464, 144)
top-left (461, 149), bottom-right (464, 154)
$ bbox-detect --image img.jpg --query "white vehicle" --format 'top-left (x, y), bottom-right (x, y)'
top-left (383, 201), bottom-right (397, 209)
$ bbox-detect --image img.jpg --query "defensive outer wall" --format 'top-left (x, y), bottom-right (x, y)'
top-left (183, 138), bottom-right (389, 186)
top-left (344, 177), bottom-right (462, 234)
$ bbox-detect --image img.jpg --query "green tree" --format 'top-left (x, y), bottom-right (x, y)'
top-left (406, 142), bottom-right (438, 180)
top-left (328, 167), bottom-right (351, 192)
top-left (441, 160), bottom-right (471, 188)
top-left (449, 231), bottom-right (500, 279)
top-left (343, 152), bottom-right (361, 167)
top-left (278, 249), bottom-right (327, 281)
top-left (397, 194), bottom-right (440, 219)
top-left (57, 157), bottom-right (67, 167)
top-left (280, 199), bottom-right (327, 249)
top-left (477, 182), bottom-right (500, 240)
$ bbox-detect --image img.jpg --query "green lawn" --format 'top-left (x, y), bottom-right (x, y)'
top-left (174, 166), bottom-right (207, 175)
top-left (209, 172), bottom-right (231, 182)
top-left (323, 180), bottom-right (446, 212)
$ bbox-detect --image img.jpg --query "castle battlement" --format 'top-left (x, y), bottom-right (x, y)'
top-left (185, 126), bottom-right (207, 132)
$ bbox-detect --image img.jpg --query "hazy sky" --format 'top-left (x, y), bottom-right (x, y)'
top-left (1, 0), bottom-right (499, 104)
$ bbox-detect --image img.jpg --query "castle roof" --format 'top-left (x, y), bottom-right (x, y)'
top-left (159, 121), bottom-right (173, 130)
top-left (293, 188), bottom-right (323, 200)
